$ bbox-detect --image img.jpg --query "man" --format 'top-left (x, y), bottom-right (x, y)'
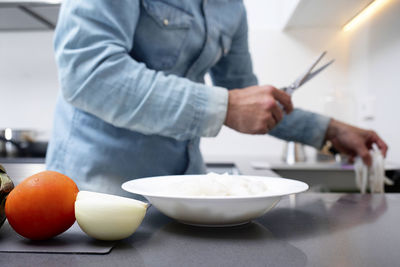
top-left (46, 0), bottom-right (387, 195)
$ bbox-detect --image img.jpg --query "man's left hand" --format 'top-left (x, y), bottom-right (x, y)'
top-left (325, 119), bottom-right (388, 166)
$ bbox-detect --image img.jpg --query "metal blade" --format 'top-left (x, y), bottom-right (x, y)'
top-left (298, 59), bottom-right (335, 87)
top-left (293, 51), bottom-right (327, 89)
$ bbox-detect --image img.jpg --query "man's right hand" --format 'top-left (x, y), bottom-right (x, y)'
top-left (224, 85), bottom-right (293, 134)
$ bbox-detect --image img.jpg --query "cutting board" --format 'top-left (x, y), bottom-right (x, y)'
top-left (0, 221), bottom-right (115, 254)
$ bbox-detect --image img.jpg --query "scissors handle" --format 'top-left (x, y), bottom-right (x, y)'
top-left (280, 86), bottom-right (295, 96)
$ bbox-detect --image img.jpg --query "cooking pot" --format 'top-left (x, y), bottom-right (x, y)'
top-left (0, 129), bottom-right (47, 158)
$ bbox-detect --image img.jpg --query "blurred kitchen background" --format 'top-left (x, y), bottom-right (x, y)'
top-left (1, 0), bottom-right (399, 189)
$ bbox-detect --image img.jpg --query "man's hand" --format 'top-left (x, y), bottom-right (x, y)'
top-left (224, 85), bottom-right (293, 134)
top-left (325, 119), bottom-right (388, 166)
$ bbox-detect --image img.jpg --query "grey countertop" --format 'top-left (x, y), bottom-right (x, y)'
top-left (0, 156), bottom-right (281, 185)
top-left (252, 159), bottom-right (400, 171)
top-left (204, 154), bottom-right (400, 171)
top-left (2, 155), bottom-right (399, 177)
top-left (1, 193), bottom-right (399, 267)
top-left (2, 156), bottom-right (399, 194)
top-left (205, 155), bottom-right (400, 192)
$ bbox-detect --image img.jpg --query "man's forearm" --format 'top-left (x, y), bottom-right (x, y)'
top-left (268, 108), bottom-right (331, 148)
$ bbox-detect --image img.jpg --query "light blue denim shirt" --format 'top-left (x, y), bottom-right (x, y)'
top-left (46, 0), bottom-right (330, 196)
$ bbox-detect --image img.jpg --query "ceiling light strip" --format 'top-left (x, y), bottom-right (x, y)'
top-left (343, 0), bottom-right (391, 32)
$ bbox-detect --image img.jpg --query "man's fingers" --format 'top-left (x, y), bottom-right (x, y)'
top-left (370, 132), bottom-right (388, 157)
top-left (272, 88), bottom-right (293, 113)
top-left (266, 116), bottom-right (276, 131)
top-left (357, 145), bottom-right (372, 166)
top-left (331, 139), bottom-right (356, 159)
top-left (271, 104), bottom-right (284, 125)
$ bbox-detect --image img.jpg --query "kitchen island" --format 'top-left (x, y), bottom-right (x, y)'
top-left (1, 193), bottom-right (399, 267)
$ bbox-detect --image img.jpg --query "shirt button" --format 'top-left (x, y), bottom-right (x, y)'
top-left (163, 19), bottom-right (169, 26)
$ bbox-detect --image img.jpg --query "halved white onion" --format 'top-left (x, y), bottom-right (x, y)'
top-left (75, 191), bottom-right (148, 241)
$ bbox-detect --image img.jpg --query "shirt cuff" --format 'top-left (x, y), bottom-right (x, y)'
top-left (309, 114), bottom-right (332, 149)
top-left (268, 108), bottom-right (332, 149)
top-left (199, 86), bottom-right (228, 137)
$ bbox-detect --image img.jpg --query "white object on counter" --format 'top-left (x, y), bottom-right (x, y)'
top-left (122, 175), bottom-right (308, 226)
top-left (354, 148), bottom-right (393, 193)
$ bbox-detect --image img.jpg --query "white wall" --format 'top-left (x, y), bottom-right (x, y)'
top-left (346, 0), bottom-right (400, 162)
top-left (0, 31), bottom-right (58, 140)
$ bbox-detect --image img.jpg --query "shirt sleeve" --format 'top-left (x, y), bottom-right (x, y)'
top-left (208, 8), bottom-right (258, 89)
top-left (268, 109), bottom-right (331, 149)
top-left (54, 0), bottom-right (228, 141)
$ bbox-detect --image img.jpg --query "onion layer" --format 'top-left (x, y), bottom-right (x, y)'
top-left (75, 191), bottom-right (148, 241)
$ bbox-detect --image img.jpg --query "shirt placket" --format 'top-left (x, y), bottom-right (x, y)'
top-left (185, 0), bottom-right (214, 80)
top-left (184, 0), bottom-right (213, 174)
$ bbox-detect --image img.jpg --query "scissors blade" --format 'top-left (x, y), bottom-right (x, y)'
top-left (292, 51), bottom-right (327, 89)
top-left (298, 59), bottom-right (335, 87)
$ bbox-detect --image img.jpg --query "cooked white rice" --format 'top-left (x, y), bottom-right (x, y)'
top-left (160, 173), bottom-right (268, 197)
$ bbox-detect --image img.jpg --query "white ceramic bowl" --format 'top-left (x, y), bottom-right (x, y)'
top-left (122, 175), bottom-right (308, 226)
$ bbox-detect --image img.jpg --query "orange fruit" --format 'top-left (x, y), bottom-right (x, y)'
top-left (5, 171), bottom-right (79, 240)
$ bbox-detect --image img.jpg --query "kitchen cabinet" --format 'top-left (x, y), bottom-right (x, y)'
top-left (0, 0), bottom-right (61, 30)
top-left (282, 0), bottom-right (372, 30)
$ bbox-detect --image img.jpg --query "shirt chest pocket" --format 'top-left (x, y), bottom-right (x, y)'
top-left (132, 0), bottom-right (193, 70)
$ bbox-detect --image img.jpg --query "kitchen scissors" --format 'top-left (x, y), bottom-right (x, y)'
top-left (281, 51), bottom-right (334, 96)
